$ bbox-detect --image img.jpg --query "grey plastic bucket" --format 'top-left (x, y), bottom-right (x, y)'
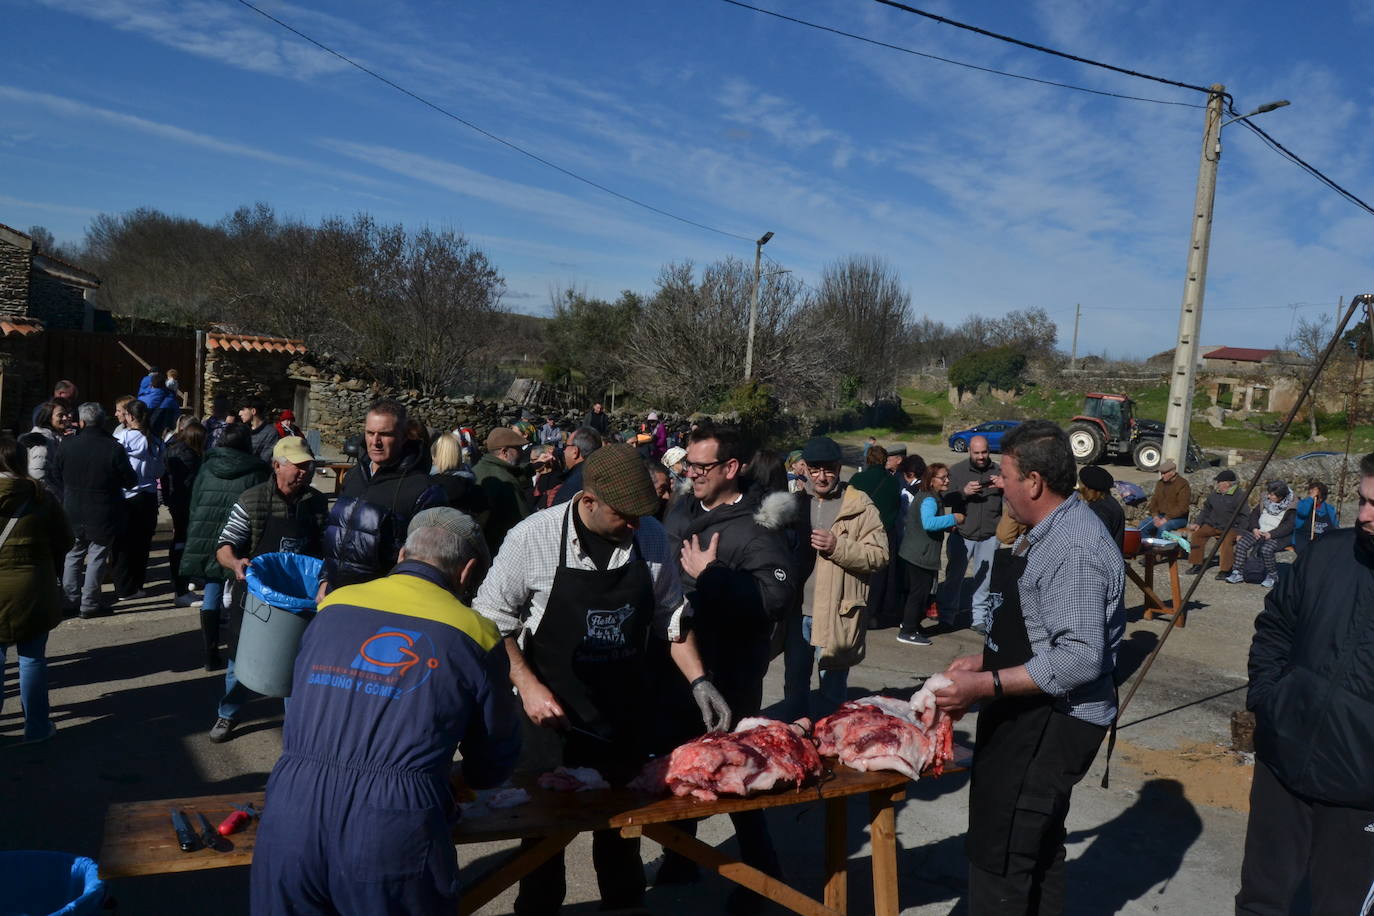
top-left (235, 553), bottom-right (323, 698)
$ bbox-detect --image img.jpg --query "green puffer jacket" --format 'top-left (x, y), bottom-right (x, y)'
top-left (180, 448), bottom-right (269, 582)
top-left (0, 475), bottom-right (73, 645)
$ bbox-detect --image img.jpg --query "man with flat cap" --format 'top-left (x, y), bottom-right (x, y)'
top-left (1078, 465), bottom-right (1124, 548)
top-left (473, 443), bottom-right (730, 915)
top-left (474, 426), bottom-right (533, 554)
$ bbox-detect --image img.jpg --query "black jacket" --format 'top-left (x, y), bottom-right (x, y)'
top-left (1248, 528), bottom-right (1374, 807)
top-left (1195, 489), bottom-right (1248, 532)
top-left (430, 471), bottom-right (489, 519)
top-left (1086, 494), bottom-right (1125, 548)
top-left (583, 410), bottom-right (610, 437)
top-left (323, 440), bottom-right (444, 588)
top-left (1243, 503), bottom-right (1296, 544)
top-left (50, 425), bottom-right (136, 545)
top-left (160, 440), bottom-right (202, 522)
top-left (550, 462), bottom-right (585, 507)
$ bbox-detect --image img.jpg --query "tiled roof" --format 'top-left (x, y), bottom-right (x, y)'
top-left (207, 332), bottom-right (307, 355)
top-left (0, 315), bottom-right (45, 337)
top-left (1204, 347), bottom-right (1275, 362)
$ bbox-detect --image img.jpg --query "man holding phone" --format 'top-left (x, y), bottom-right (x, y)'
top-left (941, 435), bottom-right (1003, 635)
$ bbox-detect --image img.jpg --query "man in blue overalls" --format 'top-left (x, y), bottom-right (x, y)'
top-left (250, 507), bottom-right (520, 914)
top-left (933, 421), bottom-right (1124, 915)
top-left (474, 443), bottom-right (731, 915)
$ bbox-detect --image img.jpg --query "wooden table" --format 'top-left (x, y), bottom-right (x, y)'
top-left (99, 764), bottom-right (926, 916)
top-left (1125, 546), bottom-right (1187, 627)
top-left (320, 462), bottom-right (353, 495)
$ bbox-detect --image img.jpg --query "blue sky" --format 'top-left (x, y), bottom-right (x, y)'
top-left (3, 0), bottom-right (1372, 358)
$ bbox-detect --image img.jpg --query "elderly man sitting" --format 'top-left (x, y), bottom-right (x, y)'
top-left (1138, 459), bottom-right (1191, 538)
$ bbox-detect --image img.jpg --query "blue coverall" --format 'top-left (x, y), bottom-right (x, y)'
top-left (250, 561), bottom-right (520, 914)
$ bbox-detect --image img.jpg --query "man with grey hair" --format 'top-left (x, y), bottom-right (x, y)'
top-left (251, 506), bottom-right (517, 914)
top-left (550, 425), bottom-right (602, 507)
top-left (52, 402), bottom-right (136, 618)
top-left (321, 397), bottom-right (444, 591)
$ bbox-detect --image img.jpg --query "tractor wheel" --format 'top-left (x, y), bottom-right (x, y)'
top-left (951, 437), bottom-right (968, 453)
top-left (1067, 423), bottom-right (1105, 464)
top-left (1133, 439), bottom-right (1164, 472)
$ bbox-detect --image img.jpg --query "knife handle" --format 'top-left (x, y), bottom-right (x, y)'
top-left (218, 809), bottom-right (251, 836)
top-left (171, 811), bottom-right (198, 852)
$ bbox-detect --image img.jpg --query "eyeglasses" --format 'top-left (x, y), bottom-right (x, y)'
top-left (807, 464), bottom-right (840, 476)
top-left (683, 459), bottom-right (725, 475)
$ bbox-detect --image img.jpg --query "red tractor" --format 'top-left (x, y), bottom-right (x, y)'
top-left (1066, 393), bottom-right (1204, 472)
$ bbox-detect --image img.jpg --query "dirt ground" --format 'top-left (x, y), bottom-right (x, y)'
top-left (1, 475), bottom-right (1306, 914)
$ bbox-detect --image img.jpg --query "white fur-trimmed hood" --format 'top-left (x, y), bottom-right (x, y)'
top-left (754, 490), bottom-right (799, 530)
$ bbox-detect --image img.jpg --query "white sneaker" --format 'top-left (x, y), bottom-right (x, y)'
top-left (173, 592), bottom-right (201, 608)
top-left (1261, 576), bottom-right (1276, 588)
top-left (1226, 571), bottom-right (1244, 584)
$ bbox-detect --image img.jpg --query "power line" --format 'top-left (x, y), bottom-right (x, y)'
top-left (717, 0), bottom-right (1202, 109)
top-left (1230, 115), bottom-right (1374, 219)
top-left (871, 0), bottom-right (1218, 97)
top-left (231, 0), bottom-right (754, 242)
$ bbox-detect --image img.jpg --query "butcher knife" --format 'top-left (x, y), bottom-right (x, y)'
top-left (170, 809), bottom-right (199, 852)
top-left (195, 811), bottom-right (222, 850)
top-left (567, 725), bottom-right (613, 744)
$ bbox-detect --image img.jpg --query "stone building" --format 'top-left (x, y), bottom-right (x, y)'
top-left (0, 223), bottom-right (100, 329)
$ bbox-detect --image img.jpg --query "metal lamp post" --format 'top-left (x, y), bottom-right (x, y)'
top-left (744, 231), bottom-right (773, 380)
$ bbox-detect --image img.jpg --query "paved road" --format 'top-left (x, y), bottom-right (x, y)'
top-left (2, 503), bottom-right (1281, 914)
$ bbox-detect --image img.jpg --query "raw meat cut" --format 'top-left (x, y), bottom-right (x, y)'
top-left (657, 718), bottom-right (822, 801)
top-left (537, 766), bottom-right (609, 792)
top-left (814, 676), bottom-right (955, 780)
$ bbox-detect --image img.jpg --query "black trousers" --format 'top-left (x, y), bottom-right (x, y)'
top-left (899, 562), bottom-right (937, 634)
top-left (1236, 760), bottom-right (1374, 914)
top-left (513, 713), bottom-right (646, 915)
top-left (111, 491), bottom-right (159, 597)
top-left (968, 712), bottom-right (1106, 916)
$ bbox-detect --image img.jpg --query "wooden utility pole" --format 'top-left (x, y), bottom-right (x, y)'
top-left (743, 231), bottom-right (773, 381)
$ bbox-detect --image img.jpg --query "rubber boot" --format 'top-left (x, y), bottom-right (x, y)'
top-left (200, 608), bottom-right (224, 671)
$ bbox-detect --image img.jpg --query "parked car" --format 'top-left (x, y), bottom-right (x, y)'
top-left (1294, 451), bottom-right (1339, 461)
top-left (948, 421), bottom-right (1021, 453)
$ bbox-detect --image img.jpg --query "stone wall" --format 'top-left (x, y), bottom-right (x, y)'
top-left (202, 347), bottom-right (302, 418)
top-left (0, 235), bottom-right (30, 319)
top-left (27, 274), bottom-right (86, 329)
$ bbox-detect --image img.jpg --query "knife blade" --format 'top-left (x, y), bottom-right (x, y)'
top-left (195, 811), bottom-right (221, 850)
top-left (170, 809), bottom-right (199, 852)
top-left (566, 725), bottom-right (613, 744)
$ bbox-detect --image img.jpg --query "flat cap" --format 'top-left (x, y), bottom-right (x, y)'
top-left (583, 443), bottom-right (660, 518)
top-left (408, 507), bottom-right (491, 569)
top-left (801, 436), bottom-right (842, 464)
top-left (1157, 458), bottom-right (1178, 473)
top-left (486, 427), bottom-right (526, 450)
top-left (1079, 465), bottom-right (1114, 493)
top-left (662, 446), bottom-right (687, 469)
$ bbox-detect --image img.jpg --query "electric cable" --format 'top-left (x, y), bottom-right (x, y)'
top-left (717, 0), bottom-right (1202, 109)
top-left (871, 0), bottom-right (1219, 97)
top-left (231, 0), bottom-right (755, 242)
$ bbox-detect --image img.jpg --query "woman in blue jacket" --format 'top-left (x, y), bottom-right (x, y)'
top-left (897, 463), bottom-right (964, 646)
top-left (1293, 479), bottom-right (1339, 554)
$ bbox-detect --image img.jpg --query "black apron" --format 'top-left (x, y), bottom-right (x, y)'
top-left (966, 545), bottom-right (1057, 875)
top-left (226, 490), bottom-right (320, 659)
top-left (523, 508), bottom-right (655, 782)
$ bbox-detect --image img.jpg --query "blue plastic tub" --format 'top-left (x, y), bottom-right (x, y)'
top-left (0, 851), bottom-right (105, 916)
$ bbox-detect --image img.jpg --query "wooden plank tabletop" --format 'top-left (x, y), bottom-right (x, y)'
top-left (100, 792), bottom-right (267, 879)
top-left (99, 762), bottom-right (941, 878)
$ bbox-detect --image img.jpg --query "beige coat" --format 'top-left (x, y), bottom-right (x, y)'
top-left (809, 485), bottom-right (889, 668)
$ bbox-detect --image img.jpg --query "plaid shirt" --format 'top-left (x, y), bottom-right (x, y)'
top-left (472, 500), bottom-right (689, 641)
top-left (1013, 493), bottom-right (1126, 726)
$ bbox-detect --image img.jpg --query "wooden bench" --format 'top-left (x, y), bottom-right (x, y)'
top-left (100, 762), bottom-right (957, 916)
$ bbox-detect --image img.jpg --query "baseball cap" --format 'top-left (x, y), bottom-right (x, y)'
top-left (1215, 469), bottom-right (1237, 482)
top-left (408, 507), bottom-right (490, 570)
top-left (1158, 459), bottom-right (1178, 473)
top-left (486, 427), bottom-right (526, 450)
top-left (272, 436), bottom-right (314, 464)
top-left (582, 444), bottom-right (660, 518)
top-left (801, 436), bottom-right (842, 464)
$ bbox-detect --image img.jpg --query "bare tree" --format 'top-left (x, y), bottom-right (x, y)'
top-left (810, 255), bottom-right (911, 402)
top-left (625, 258), bottom-right (825, 411)
top-left (1285, 317), bottom-right (1350, 440)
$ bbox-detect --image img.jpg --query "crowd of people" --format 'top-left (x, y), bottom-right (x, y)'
top-left (1, 376), bottom-right (1369, 915)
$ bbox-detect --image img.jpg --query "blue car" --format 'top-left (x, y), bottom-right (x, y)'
top-left (948, 421), bottom-right (1021, 453)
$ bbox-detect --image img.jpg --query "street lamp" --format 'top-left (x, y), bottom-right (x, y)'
top-left (743, 230), bottom-right (774, 381)
top-left (1160, 89), bottom-right (1289, 471)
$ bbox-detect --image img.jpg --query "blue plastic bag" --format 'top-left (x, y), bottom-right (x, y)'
top-left (246, 552), bottom-right (323, 614)
top-left (0, 851), bottom-right (105, 916)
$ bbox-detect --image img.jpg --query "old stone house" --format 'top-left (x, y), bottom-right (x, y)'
top-left (0, 223), bottom-right (101, 329)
